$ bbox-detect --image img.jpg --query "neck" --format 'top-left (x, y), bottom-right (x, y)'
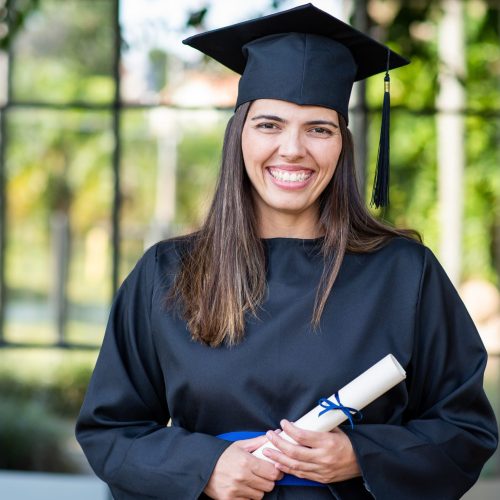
top-left (255, 205), bottom-right (324, 239)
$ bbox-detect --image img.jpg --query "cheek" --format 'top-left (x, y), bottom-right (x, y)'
top-left (329, 147), bottom-right (342, 175)
top-left (242, 130), bottom-right (270, 175)
top-left (241, 129), bottom-right (257, 172)
top-left (316, 142), bottom-right (342, 178)
top-left (241, 129), bottom-right (249, 163)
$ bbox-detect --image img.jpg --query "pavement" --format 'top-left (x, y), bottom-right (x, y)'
top-left (0, 471), bottom-right (111, 500)
top-left (0, 470), bottom-right (499, 499)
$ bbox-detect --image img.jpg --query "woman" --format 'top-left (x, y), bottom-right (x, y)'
top-left (76, 4), bottom-right (498, 499)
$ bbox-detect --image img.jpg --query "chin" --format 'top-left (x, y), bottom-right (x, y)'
top-left (266, 200), bottom-right (312, 214)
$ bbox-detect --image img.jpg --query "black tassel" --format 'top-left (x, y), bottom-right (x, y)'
top-left (371, 52), bottom-right (391, 208)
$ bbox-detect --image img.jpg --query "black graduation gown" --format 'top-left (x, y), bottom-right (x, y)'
top-left (76, 236), bottom-right (498, 500)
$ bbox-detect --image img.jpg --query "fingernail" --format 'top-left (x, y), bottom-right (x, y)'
top-left (266, 431), bottom-right (274, 440)
top-left (280, 419), bottom-right (287, 427)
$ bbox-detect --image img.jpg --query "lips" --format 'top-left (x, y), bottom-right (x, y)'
top-left (268, 169), bottom-right (312, 183)
top-left (265, 166), bottom-right (315, 189)
top-left (267, 166), bottom-right (314, 183)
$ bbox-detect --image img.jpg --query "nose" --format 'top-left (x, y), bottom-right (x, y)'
top-left (278, 129), bottom-right (306, 160)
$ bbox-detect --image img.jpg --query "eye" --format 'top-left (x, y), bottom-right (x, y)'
top-left (308, 127), bottom-right (334, 136)
top-left (255, 122), bottom-right (280, 132)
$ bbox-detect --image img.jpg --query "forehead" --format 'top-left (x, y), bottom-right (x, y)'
top-left (247, 99), bottom-right (339, 121)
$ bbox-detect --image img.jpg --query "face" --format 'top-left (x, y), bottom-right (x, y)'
top-left (241, 99), bottom-right (342, 223)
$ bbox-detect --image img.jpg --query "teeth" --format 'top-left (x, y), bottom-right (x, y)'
top-left (269, 169), bottom-right (312, 182)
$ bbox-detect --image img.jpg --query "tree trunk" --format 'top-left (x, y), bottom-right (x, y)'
top-left (436, 0), bottom-right (465, 285)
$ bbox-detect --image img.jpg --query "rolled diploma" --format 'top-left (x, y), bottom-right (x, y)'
top-left (253, 353), bottom-right (406, 462)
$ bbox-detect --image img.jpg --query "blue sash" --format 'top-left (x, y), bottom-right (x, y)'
top-left (217, 431), bottom-right (326, 487)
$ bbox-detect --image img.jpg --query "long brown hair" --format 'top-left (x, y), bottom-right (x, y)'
top-left (169, 102), bottom-right (421, 347)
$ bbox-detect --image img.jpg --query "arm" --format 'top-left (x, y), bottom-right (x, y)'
top-left (262, 422), bottom-right (361, 483)
top-left (342, 247), bottom-right (498, 499)
top-left (259, 246), bottom-right (498, 499)
top-left (75, 246), bottom-right (231, 499)
top-left (204, 436), bottom-right (283, 500)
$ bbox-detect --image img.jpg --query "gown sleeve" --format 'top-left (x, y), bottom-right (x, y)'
top-left (75, 245), bottom-right (231, 499)
top-left (342, 246), bottom-right (498, 499)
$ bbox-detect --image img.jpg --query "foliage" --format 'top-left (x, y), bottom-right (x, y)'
top-left (360, 0), bottom-right (500, 282)
top-left (185, 7), bottom-right (208, 29)
top-left (148, 49), bottom-right (168, 91)
top-left (47, 362), bottom-right (94, 417)
top-left (0, 397), bottom-right (79, 472)
top-left (10, 0), bottom-right (114, 102)
top-left (0, 350), bottom-right (94, 472)
top-left (0, 0), bottom-right (41, 51)
top-left (2, 1), bottom-right (499, 348)
top-left (0, 0), bottom-right (498, 478)
top-left (5, 109), bottom-right (114, 317)
top-left (176, 119), bottom-right (227, 228)
top-left (0, 358), bottom-right (93, 418)
top-left (462, 4), bottom-right (500, 282)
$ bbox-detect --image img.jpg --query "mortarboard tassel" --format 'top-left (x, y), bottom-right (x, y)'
top-left (371, 50), bottom-right (391, 208)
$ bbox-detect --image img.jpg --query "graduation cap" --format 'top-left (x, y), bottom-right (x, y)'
top-left (183, 3), bottom-right (410, 208)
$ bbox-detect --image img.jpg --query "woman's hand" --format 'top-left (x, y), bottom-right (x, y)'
top-left (262, 420), bottom-right (361, 484)
top-left (204, 435), bottom-right (284, 500)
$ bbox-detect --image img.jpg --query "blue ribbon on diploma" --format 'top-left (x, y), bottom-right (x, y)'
top-left (216, 394), bottom-right (361, 487)
top-left (216, 431), bottom-right (325, 488)
top-left (318, 392), bottom-right (363, 429)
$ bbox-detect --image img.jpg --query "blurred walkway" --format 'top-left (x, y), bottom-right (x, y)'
top-left (0, 471), bottom-right (499, 499)
top-left (464, 479), bottom-right (500, 499)
top-left (0, 471), bottom-right (110, 500)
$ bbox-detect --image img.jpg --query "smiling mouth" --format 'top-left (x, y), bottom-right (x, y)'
top-left (267, 167), bottom-right (313, 183)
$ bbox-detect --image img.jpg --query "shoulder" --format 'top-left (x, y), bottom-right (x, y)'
top-left (124, 233), bottom-right (196, 290)
top-left (135, 233), bottom-right (196, 267)
top-left (375, 236), bottom-right (460, 301)
top-left (346, 236), bottom-right (448, 292)
top-left (381, 236), bottom-right (446, 279)
top-left (379, 235), bottom-right (426, 257)
top-left (351, 235), bottom-right (427, 271)
top-left (154, 233), bottom-right (196, 271)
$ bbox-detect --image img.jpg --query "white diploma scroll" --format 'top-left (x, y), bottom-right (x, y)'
top-left (253, 353), bottom-right (406, 462)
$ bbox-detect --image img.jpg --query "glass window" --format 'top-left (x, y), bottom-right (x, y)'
top-left (10, 0), bottom-right (114, 104)
top-left (5, 109), bottom-right (112, 345)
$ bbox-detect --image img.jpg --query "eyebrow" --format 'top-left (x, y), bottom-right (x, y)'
top-left (306, 120), bottom-right (339, 129)
top-left (250, 114), bottom-right (339, 128)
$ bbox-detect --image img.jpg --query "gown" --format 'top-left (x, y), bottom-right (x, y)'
top-left (75, 235), bottom-right (498, 500)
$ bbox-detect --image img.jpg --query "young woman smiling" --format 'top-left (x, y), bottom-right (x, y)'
top-left (242, 99), bottom-right (343, 238)
top-left (76, 5), bottom-right (498, 500)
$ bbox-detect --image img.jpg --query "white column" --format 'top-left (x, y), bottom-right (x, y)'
top-left (347, 0), bottom-right (368, 196)
top-left (436, 0), bottom-right (466, 285)
top-left (146, 107), bottom-right (178, 248)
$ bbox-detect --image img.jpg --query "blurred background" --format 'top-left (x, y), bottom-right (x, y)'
top-left (0, 0), bottom-right (498, 498)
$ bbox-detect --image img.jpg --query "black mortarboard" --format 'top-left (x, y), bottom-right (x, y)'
top-left (183, 3), bottom-right (410, 208)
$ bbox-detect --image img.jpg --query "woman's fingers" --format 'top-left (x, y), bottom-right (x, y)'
top-left (261, 423), bottom-right (362, 484)
top-left (264, 428), bottom-right (317, 462)
top-left (234, 435), bottom-right (283, 480)
top-left (230, 484), bottom-right (267, 500)
top-left (280, 420), bottom-right (326, 447)
top-left (204, 441), bottom-right (281, 499)
top-left (234, 434), bottom-right (270, 453)
top-left (250, 453), bottom-right (284, 481)
top-left (247, 474), bottom-right (277, 493)
top-left (266, 451), bottom-right (318, 476)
